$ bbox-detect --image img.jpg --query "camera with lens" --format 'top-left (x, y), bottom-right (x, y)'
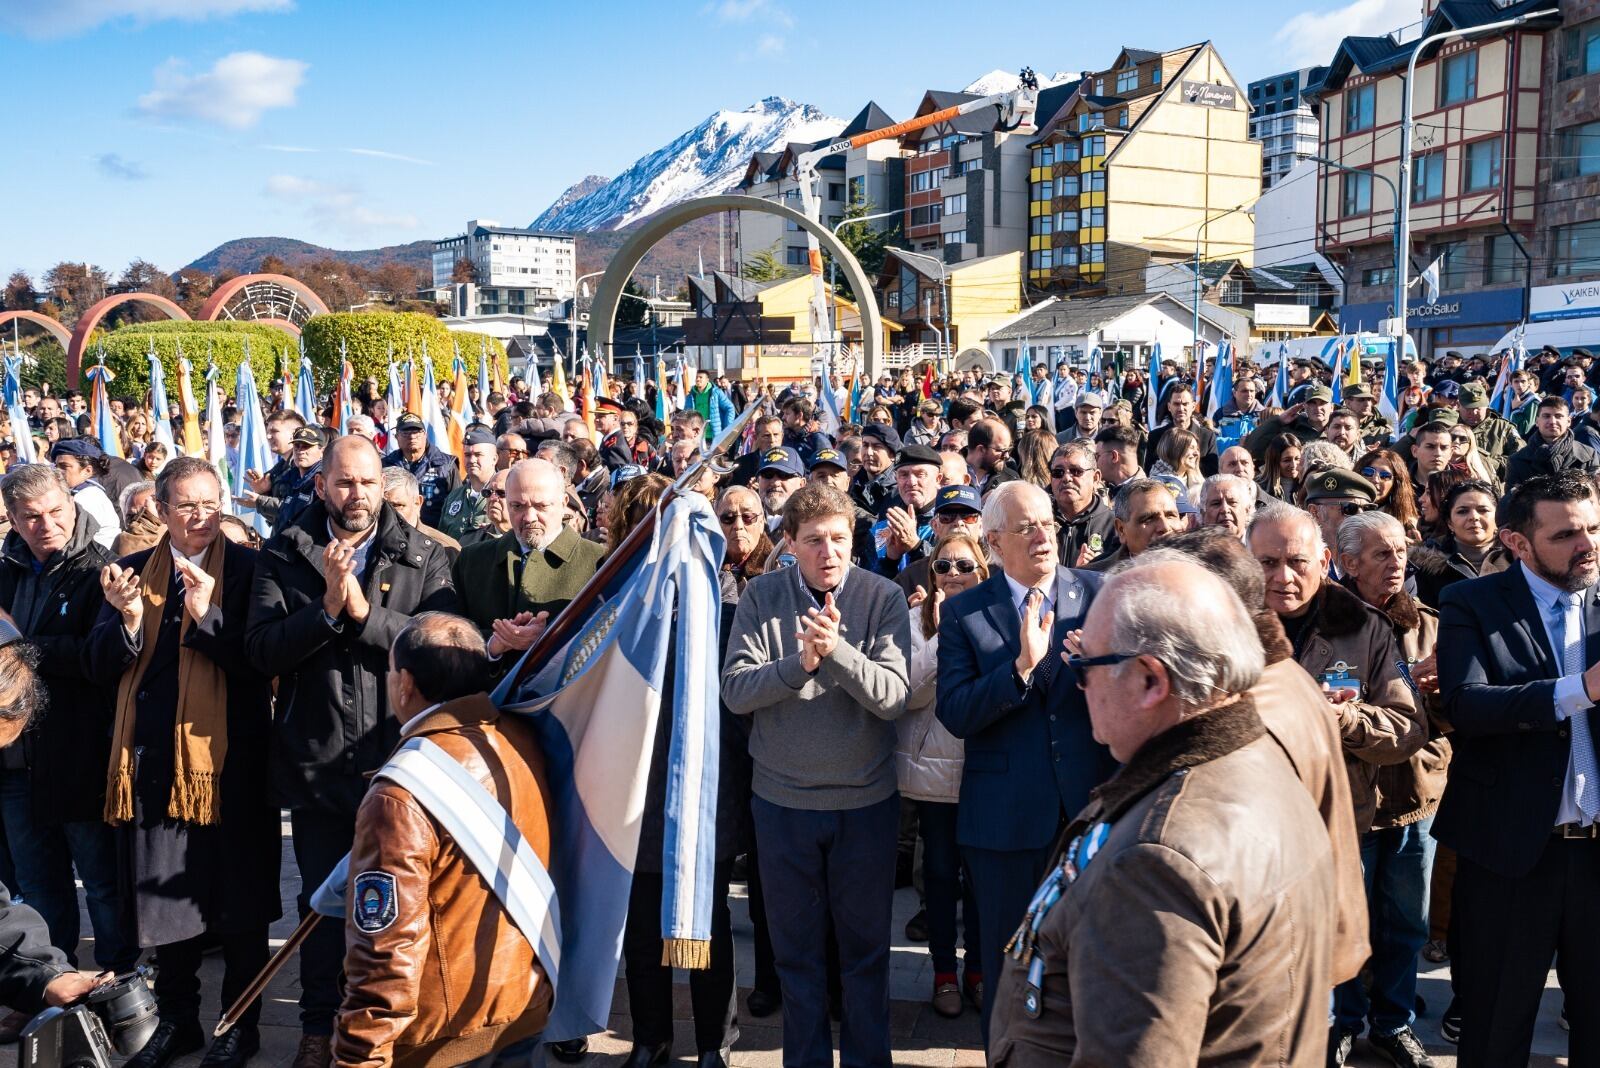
top-left (17, 968), bottom-right (158, 1068)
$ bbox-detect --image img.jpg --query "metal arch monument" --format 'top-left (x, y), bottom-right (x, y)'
top-left (67, 293), bottom-right (190, 386)
top-left (587, 194), bottom-right (884, 381)
top-left (0, 311), bottom-right (72, 352)
top-left (199, 273), bottom-right (331, 330)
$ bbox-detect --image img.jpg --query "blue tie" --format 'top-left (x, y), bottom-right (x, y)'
top-left (1561, 592), bottom-right (1599, 822)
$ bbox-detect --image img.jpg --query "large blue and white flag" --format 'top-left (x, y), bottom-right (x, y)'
top-left (295, 356), bottom-right (318, 424)
top-left (1379, 333), bottom-right (1403, 441)
top-left (1146, 343), bottom-right (1162, 434)
top-left (3, 353), bottom-right (35, 465)
top-left (1206, 340), bottom-right (1233, 421)
top-left (418, 345), bottom-right (452, 453)
top-left (313, 491), bottom-right (726, 1044)
top-left (234, 354), bottom-right (276, 534)
top-left (818, 365), bottom-right (844, 437)
top-left (1268, 343), bottom-right (1290, 407)
top-left (145, 342), bottom-right (177, 454)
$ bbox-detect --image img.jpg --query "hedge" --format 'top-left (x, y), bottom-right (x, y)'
top-left (90, 321), bottom-right (302, 400)
top-left (299, 313), bottom-right (507, 394)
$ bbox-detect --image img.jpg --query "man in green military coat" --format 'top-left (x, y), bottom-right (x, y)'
top-left (450, 457), bottom-right (604, 662)
top-left (1457, 379), bottom-right (1524, 464)
top-left (436, 428), bottom-right (497, 542)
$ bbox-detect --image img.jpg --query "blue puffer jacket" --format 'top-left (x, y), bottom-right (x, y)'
top-left (689, 385), bottom-right (737, 441)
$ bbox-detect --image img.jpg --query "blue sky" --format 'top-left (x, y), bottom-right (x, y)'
top-left (0, 0), bottom-right (1416, 280)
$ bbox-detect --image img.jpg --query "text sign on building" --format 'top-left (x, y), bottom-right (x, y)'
top-left (1530, 283), bottom-right (1600, 322)
top-left (1181, 81), bottom-right (1238, 109)
top-left (1254, 303), bottom-right (1311, 327)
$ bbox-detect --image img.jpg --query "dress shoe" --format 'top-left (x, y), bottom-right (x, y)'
top-left (547, 1037), bottom-right (589, 1063)
top-left (746, 987), bottom-right (781, 1018)
top-left (619, 1042), bottom-right (670, 1068)
top-left (201, 1025), bottom-right (260, 1068)
top-left (1438, 997), bottom-right (1461, 1044)
top-left (904, 909), bottom-right (928, 943)
top-left (128, 1018), bottom-right (205, 1068)
top-left (1326, 1026), bottom-right (1355, 1068)
top-left (291, 1033), bottom-right (332, 1068)
top-left (1367, 1027), bottom-right (1434, 1068)
top-left (696, 1051), bottom-right (729, 1068)
top-left (962, 977), bottom-right (983, 1014)
top-left (931, 981), bottom-right (963, 1018)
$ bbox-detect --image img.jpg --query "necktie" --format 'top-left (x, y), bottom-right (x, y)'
top-left (1019, 587), bottom-right (1040, 621)
top-left (1562, 592), bottom-right (1599, 822)
top-left (1020, 587), bottom-right (1060, 691)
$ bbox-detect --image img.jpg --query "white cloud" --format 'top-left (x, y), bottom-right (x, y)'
top-left (345, 147), bottom-right (435, 166)
top-left (94, 152), bottom-right (147, 180)
top-left (755, 33), bottom-right (785, 56)
top-left (1274, 0), bottom-right (1420, 71)
top-left (262, 143), bottom-right (315, 153)
top-left (264, 174), bottom-right (419, 238)
top-left (137, 51), bottom-right (307, 130)
top-left (0, 0), bottom-right (291, 38)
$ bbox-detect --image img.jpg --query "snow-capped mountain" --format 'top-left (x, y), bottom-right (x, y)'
top-left (962, 69), bottom-right (1082, 95)
top-left (535, 175), bottom-right (609, 227)
top-left (530, 96), bottom-right (843, 233)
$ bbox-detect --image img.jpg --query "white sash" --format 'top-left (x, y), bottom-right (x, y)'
top-left (377, 736), bottom-right (563, 987)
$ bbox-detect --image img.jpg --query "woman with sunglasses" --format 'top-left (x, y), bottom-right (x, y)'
top-left (1355, 448), bottom-right (1420, 543)
top-left (1411, 478), bottom-right (1511, 611)
top-left (898, 531), bottom-right (987, 1017)
top-left (1447, 423), bottom-right (1501, 488)
top-left (1259, 432), bottom-right (1303, 503)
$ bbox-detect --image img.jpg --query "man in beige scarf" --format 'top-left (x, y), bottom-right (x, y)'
top-left (84, 456), bottom-right (280, 1068)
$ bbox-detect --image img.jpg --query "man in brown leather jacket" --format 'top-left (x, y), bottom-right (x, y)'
top-left (335, 612), bottom-right (554, 1068)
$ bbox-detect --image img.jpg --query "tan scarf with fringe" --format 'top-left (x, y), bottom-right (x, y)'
top-left (104, 534), bottom-right (228, 826)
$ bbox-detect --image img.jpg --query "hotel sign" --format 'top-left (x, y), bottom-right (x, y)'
top-left (1530, 282), bottom-right (1600, 322)
top-left (1181, 81), bottom-right (1238, 109)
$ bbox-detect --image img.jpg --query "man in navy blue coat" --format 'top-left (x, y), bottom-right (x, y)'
top-left (936, 480), bottom-right (1117, 1041)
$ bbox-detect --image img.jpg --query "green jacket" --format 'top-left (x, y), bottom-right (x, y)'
top-left (1470, 411), bottom-right (1524, 460)
top-left (450, 525), bottom-right (605, 637)
top-left (437, 481), bottom-right (489, 541)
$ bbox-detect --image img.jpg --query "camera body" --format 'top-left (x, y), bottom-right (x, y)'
top-left (17, 969), bottom-right (158, 1068)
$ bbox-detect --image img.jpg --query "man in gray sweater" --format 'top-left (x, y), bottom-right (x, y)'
top-left (723, 481), bottom-right (910, 1068)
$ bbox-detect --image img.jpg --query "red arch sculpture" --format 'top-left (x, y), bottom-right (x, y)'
top-left (199, 273), bottom-right (332, 324)
top-left (0, 311), bottom-right (72, 351)
top-left (67, 293), bottom-right (189, 387)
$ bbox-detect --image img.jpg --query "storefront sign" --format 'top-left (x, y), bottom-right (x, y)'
top-left (1530, 282), bottom-right (1600, 322)
top-left (1254, 303), bottom-right (1311, 327)
top-left (1339, 287), bottom-right (1524, 332)
top-left (1181, 81), bottom-right (1238, 109)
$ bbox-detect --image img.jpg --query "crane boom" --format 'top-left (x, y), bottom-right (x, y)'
top-left (790, 69), bottom-right (1042, 380)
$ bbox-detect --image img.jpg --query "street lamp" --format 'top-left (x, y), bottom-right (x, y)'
top-left (1191, 199), bottom-right (1259, 360)
top-left (1310, 154), bottom-right (1401, 356)
top-left (826, 208), bottom-right (902, 360)
top-left (891, 247), bottom-right (950, 373)
top-left (1396, 9), bottom-right (1558, 354)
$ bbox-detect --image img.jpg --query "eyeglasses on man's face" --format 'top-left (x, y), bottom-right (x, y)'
top-left (1002, 519), bottom-right (1058, 539)
top-left (1064, 650), bottom-right (1139, 688)
top-left (718, 511), bottom-right (762, 528)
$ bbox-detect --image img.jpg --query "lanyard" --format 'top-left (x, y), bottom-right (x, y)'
top-left (1005, 820), bottom-right (1111, 1018)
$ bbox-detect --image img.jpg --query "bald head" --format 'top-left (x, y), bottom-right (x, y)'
top-left (1219, 445), bottom-right (1255, 481)
top-left (507, 458), bottom-right (567, 551)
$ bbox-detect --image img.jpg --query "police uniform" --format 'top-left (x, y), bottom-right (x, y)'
top-left (382, 413), bottom-right (462, 529)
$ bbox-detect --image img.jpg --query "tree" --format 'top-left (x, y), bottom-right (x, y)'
top-left (299, 258), bottom-right (368, 313)
top-left (450, 257), bottom-right (478, 284)
top-left (42, 262), bottom-right (110, 324)
top-left (174, 268), bottom-right (216, 317)
top-left (3, 270), bottom-right (37, 311)
top-left (372, 261), bottom-right (421, 303)
top-left (827, 200), bottom-right (900, 302)
top-left (259, 254), bottom-right (291, 276)
top-left (617, 278), bottom-right (649, 329)
top-left (741, 242), bottom-right (794, 283)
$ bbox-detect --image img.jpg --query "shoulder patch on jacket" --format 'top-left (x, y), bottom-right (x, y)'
top-left (353, 871), bottom-right (398, 933)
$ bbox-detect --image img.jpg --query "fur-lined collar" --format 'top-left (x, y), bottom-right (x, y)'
top-left (1409, 542), bottom-right (1453, 577)
top-left (1256, 611), bottom-right (1293, 665)
top-left (1306, 579), bottom-right (1375, 640)
top-left (1089, 694), bottom-right (1265, 825)
top-left (1380, 588), bottom-right (1423, 632)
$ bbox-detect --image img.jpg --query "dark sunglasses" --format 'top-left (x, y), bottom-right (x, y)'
top-left (932, 558), bottom-right (980, 576)
top-left (1051, 465), bottom-right (1094, 479)
top-left (485, 489), bottom-right (508, 499)
top-left (1360, 467), bottom-right (1395, 481)
top-left (1335, 501), bottom-right (1370, 517)
top-left (1064, 651), bottom-right (1139, 688)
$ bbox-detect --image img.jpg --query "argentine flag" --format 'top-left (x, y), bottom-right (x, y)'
top-left (1146, 343), bottom-right (1162, 434)
top-left (1206, 341), bottom-right (1233, 421)
top-left (233, 356), bottom-right (276, 534)
top-left (145, 343), bottom-right (177, 453)
top-left (1268, 343), bottom-right (1290, 407)
top-left (1379, 336), bottom-right (1403, 441)
top-left (819, 366), bottom-right (844, 437)
top-left (3, 354), bottom-right (35, 465)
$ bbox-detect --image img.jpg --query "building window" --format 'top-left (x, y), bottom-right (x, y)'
top-left (1030, 248), bottom-right (1054, 271)
top-left (1059, 174), bottom-right (1080, 197)
top-left (1032, 145), bottom-right (1055, 167)
top-left (827, 182), bottom-right (845, 201)
top-left (945, 230), bottom-right (967, 246)
top-left (1484, 233), bottom-right (1522, 285)
top-left (1282, 77), bottom-right (1295, 93)
top-left (1362, 266), bottom-right (1395, 287)
top-left (1080, 206), bottom-right (1105, 228)
top-left (1462, 138), bottom-right (1502, 192)
top-left (1151, 67), bottom-right (1161, 85)
top-left (1438, 242), bottom-right (1471, 291)
top-left (1251, 85), bottom-right (1261, 100)
top-left (1116, 68), bottom-right (1138, 93)
top-left (1060, 246), bottom-right (1080, 266)
top-left (785, 247), bottom-right (808, 266)
top-left (1031, 214), bottom-right (1053, 236)
top-left (1087, 170), bottom-right (1105, 192)
top-left (1551, 220), bottom-right (1600, 275)
top-left (1561, 19), bottom-right (1600, 79)
top-left (1344, 84), bottom-right (1376, 133)
top-left (1341, 172), bottom-right (1372, 216)
top-left (1095, 78), bottom-right (1105, 95)
top-left (1057, 211), bottom-right (1078, 231)
top-left (1059, 141), bottom-right (1080, 163)
top-left (1411, 151), bottom-right (1444, 202)
top-left (847, 176), bottom-right (866, 204)
top-left (1084, 243), bottom-right (1105, 264)
top-left (1032, 179), bottom-right (1054, 201)
top-left (909, 205), bottom-right (944, 226)
top-left (1083, 136), bottom-right (1106, 157)
top-left (1555, 120), bottom-right (1600, 179)
top-left (1440, 51), bottom-right (1478, 106)
top-left (944, 193), bottom-right (967, 215)
top-left (1218, 279), bottom-right (1243, 305)
top-left (1296, 282), bottom-right (1320, 305)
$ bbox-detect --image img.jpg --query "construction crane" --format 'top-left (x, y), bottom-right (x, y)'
top-left (789, 68), bottom-right (1041, 376)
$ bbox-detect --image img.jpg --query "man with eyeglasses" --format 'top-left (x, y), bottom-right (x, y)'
top-left (893, 484), bottom-right (982, 598)
top-left (1049, 441), bottom-right (1117, 568)
top-left (458, 469), bottom-right (511, 548)
top-left (965, 418), bottom-right (1018, 498)
top-left (494, 432), bottom-right (529, 472)
top-left (937, 481), bottom-right (1115, 1042)
top-left (756, 448), bottom-right (807, 535)
top-left (84, 457), bottom-right (277, 1068)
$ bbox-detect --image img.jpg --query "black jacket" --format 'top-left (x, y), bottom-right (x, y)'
top-left (245, 500), bottom-right (459, 816)
top-left (1057, 495), bottom-right (1119, 568)
top-left (0, 883), bottom-right (67, 1012)
top-left (1144, 418), bottom-right (1219, 476)
top-left (1504, 431), bottom-right (1600, 487)
top-left (0, 509), bottom-right (117, 825)
top-left (1410, 537), bottom-right (1513, 612)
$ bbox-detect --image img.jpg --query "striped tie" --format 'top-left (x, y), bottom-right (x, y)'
top-left (1562, 592), bottom-right (1599, 822)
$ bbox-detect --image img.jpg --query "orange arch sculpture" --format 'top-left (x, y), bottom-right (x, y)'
top-left (199, 273), bottom-right (331, 325)
top-left (0, 310), bottom-right (72, 352)
top-left (67, 293), bottom-right (189, 387)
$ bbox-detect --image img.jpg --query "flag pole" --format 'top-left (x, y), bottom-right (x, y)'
top-left (214, 911), bottom-right (321, 1037)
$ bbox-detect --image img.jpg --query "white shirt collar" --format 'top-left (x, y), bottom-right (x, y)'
top-left (169, 542), bottom-right (209, 569)
top-left (400, 702), bottom-right (444, 737)
top-left (1522, 561), bottom-right (1588, 611)
top-left (1003, 570), bottom-right (1054, 615)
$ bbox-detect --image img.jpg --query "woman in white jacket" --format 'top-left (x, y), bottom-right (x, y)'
top-left (898, 529), bottom-right (986, 1018)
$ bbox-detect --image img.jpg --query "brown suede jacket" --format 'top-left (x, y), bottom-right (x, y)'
top-left (335, 695), bottom-right (554, 1068)
top-left (1373, 591), bottom-right (1452, 829)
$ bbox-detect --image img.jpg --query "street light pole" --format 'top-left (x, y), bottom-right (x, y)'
top-left (571, 269), bottom-right (605, 381)
top-left (1310, 154), bottom-right (1401, 357)
top-left (1189, 200), bottom-right (1257, 363)
top-left (893, 247), bottom-right (950, 373)
top-left (1396, 9), bottom-right (1557, 358)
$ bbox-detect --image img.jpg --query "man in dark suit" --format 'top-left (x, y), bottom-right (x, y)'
top-left (1436, 472), bottom-right (1600, 1067)
top-left (936, 479), bottom-right (1117, 1041)
top-left (452, 457), bottom-right (604, 664)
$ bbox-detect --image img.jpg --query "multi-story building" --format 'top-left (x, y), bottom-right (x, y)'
top-left (431, 220), bottom-right (576, 315)
top-left (1248, 68), bottom-right (1325, 188)
top-left (1024, 43), bottom-right (1261, 311)
top-left (1308, 1), bottom-right (1560, 356)
top-left (733, 102), bottom-right (904, 274)
top-left (874, 249), bottom-right (1023, 362)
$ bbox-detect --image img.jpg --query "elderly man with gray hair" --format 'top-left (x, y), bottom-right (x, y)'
top-left (989, 555), bottom-right (1335, 1065)
top-left (1200, 473), bottom-right (1257, 539)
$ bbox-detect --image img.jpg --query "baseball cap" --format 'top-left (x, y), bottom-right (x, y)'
top-left (894, 443), bottom-right (942, 470)
top-left (933, 485), bottom-right (982, 515)
top-left (610, 464), bottom-right (646, 489)
top-left (395, 412), bottom-right (425, 431)
top-left (1344, 384), bottom-right (1374, 400)
top-left (1075, 391), bottom-right (1106, 409)
top-left (290, 426), bottom-right (324, 448)
top-left (1304, 385), bottom-right (1334, 404)
top-left (757, 446), bottom-right (805, 478)
top-left (808, 449), bottom-right (847, 473)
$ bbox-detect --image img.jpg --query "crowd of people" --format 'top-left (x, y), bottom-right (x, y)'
top-left (0, 339), bottom-right (1593, 1068)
